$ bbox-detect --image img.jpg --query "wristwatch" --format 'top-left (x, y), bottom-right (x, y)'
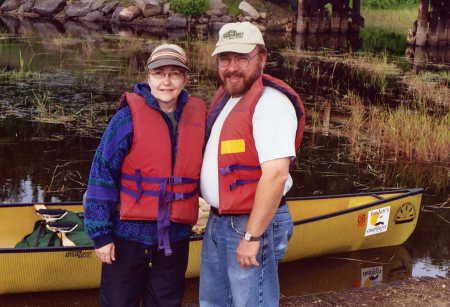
top-left (243, 232), bottom-right (261, 242)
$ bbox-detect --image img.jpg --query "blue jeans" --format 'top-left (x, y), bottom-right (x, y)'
top-left (199, 203), bottom-right (293, 307)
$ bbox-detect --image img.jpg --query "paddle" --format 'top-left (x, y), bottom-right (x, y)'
top-left (35, 209), bottom-right (68, 222)
top-left (34, 205), bottom-right (77, 246)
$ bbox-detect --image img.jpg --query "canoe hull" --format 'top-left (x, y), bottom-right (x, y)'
top-left (0, 188), bottom-right (422, 294)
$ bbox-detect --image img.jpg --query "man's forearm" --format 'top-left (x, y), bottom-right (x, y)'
top-left (245, 159), bottom-right (290, 237)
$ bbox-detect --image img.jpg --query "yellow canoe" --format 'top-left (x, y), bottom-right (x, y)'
top-left (0, 188), bottom-right (422, 294)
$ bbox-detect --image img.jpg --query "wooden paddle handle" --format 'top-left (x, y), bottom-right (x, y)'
top-left (59, 232), bottom-right (76, 247)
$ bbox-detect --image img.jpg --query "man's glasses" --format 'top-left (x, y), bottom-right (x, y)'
top-left (149, 70), bottom-right (185, 82)
top-left (217, 53), bottom-right (259, 68)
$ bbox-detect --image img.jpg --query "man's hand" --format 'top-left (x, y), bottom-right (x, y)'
top-left (236, 239), bottom-right (260, 267)
top-left (95, 242), bottom-right (116, 264)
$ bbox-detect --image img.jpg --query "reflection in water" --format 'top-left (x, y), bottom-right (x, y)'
top-left (279, 246), bottom-right (412, 296)
top-left (0, 246), bottom-right (413, 306)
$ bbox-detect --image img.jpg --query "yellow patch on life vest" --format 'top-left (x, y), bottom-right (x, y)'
top-left (221, 139), bottom-right (245, 154)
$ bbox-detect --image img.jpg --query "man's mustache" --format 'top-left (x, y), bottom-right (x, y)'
top-left (223, 72), bottom-right (244, 79)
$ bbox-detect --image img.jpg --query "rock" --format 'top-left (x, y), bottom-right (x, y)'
top-left (167, 13), bottom-right (187, 29)
top-left (198, 16), bottom-right (209, 24)
top-left (64, 20), bottom-right (92, 37)
top-left (238, 1), bottom-right (259, 19)
top-left (111, 6), bottom-right (124, 24)
top-left (0, 15), bottom-right (20, 33)
top-left (1, 0), bottom-right (22, 12)
top-left (81, 10), bottom-right (105, 22)
top-left (17, 3), bottom-right (24, 14)
top-left (220, 15), bottom-right (235, 23)
top-left (210, 21), bottom-right (225, 31)
top-left (162, 2), bottom-right (170, 14)
top-left (33, 20), bottom-right (64, 36)
top-left (54, 8), bottom-right (66, 19)
top-left (205, 7), bottom-right (227, 17)
top-left (208, 0), bottom-right (225, 10)
top-left (90, 0), bottom-right (106, 11)
top-left (101, 1), bottom-right (118, 15)
top-left (134, 0), bottom-right (161, 18)
top-left (119, 6), bottom-right (141, 22)
top-left (65, 1), bottom-right (91, 18)
top-left (260, 12), bottom-right (266, 19)
top-left (134, 16), bottom-right (167, 27)
top-left (22, 0), bottom-right (35, 13)
top-left (33, 0), bottom-right (66, 16)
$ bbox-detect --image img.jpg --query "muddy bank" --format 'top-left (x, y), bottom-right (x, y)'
top-left (280, 276), bottom-right (450, 306)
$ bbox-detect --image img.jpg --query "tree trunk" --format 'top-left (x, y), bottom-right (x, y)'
top-left (415, 0), bottom-right (429, 46)
top-left (296, 0), bottom-right (308, 33)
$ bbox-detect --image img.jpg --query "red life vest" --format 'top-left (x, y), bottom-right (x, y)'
top-left (120, 92), bottom-right (206, 225)
top-left (207, 74), bottom-right (305, 214)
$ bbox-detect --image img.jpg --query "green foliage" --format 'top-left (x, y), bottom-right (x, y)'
top-left (360, 27), bottom-right (406, 56)
top-left (224, 0), bottom-right (240, 15)
top-left (170, 0), bottom-right (209, 17)
top-left (362, 0), bottom-right (418, 9)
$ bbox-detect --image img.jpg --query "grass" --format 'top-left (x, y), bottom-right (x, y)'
top-left (362, 7), bottom-right (418, 35)
top-left (343, 92), bottom-right (450, 163)
top-left (29, 90), bottom-right (74, 123)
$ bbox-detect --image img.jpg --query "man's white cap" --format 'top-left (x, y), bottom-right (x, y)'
top-left (212, 22), bottom-right (265, 56)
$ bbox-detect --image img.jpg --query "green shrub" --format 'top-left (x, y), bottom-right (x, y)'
top-left (170, 0), bottom-right (209, 17)
top-left (362, 0), bottom-right (418, 9)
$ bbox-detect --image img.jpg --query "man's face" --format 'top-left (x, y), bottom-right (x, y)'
top-left (217, 47), bottom-right (266, 97)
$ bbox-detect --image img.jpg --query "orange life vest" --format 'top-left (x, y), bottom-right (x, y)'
top-left (119, 92), bottom-right (206, 254)
top-left (207, 74), bottom-right (305, 214)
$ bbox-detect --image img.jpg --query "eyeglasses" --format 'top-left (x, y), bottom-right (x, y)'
top-left (149, 70), bottom-right (185, 82)
top-left (217, 53), bottom-right (259, 68)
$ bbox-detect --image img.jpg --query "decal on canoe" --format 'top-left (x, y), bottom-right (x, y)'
top-left (365, 206), bottom-right (390, 236)
top-left (394, 202), bottom-right (416, 224)
top-left (357, 213), bottom-right (367, 227)
top-left (361, 266), bottom-right (383, 287)
top-left (65, 250), bottom-right (93, 258)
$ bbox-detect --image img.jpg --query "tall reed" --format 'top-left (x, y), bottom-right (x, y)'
top-left (344, 92), bottom-right (450, 163)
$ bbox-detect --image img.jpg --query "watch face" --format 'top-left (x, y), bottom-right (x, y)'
top-left (244, 233), bottom-right (252, 241)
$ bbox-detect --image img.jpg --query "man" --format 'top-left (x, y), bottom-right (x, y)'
top-left (199, 22), bottom-right (305, 307)
top-left (84, 43), bottom-right (206, 307)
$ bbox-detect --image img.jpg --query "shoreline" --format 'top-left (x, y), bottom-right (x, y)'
top-left (280, 276), bottom-right (450, 306)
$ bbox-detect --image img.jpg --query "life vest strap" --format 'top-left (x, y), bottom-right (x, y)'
top-left (219, 164), bottom-right (261, 175)
top-left (229, 179), bottom-right (259, 191)
top-left (120, 186), bottom-right (198, 202)
top-left (122, 172), bottom-right (199, 184)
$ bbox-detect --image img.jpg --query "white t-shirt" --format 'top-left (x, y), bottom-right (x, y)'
top-left (200, 86), bottom-right (298, 208)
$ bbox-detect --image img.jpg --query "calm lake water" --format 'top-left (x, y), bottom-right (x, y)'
top-left (0, 16), bottom-right (449, 305)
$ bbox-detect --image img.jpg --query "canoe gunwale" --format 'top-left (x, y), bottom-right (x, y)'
top-left (0, 245), bottom-right (94, 253)
top-left (291, 188), bottom-right (423, 226)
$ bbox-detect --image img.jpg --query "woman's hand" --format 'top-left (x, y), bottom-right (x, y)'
top-left (95, 242), bottom-right (116, 264)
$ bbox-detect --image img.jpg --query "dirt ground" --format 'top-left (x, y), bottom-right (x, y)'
top-left (280, 276), bottom-right (450, 307)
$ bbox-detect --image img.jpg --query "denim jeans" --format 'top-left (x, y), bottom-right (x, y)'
top-left (199, 203), bottom-right (293, 307)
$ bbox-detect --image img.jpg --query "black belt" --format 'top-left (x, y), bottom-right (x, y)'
top-left (210, 196), bottom-right (286, 216)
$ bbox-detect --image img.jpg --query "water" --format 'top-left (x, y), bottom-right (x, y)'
top-left (0, 16), bottom-right (449, 303)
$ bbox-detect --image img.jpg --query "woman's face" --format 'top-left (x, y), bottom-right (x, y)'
top-left (148, 65), bottom-right (188, 107)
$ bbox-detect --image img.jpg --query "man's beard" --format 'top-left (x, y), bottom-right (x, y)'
top-left (220, 67), bottom-right (262, 97)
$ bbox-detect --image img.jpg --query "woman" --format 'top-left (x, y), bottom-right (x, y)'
top-left (84, 43), bottom-right (206, 307)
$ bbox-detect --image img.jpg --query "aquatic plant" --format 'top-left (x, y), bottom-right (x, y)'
top-left (170, 0), bottom-right (208, 17)
top-left (362, 0), bottom-right (418, 9)
top-left (344, 92), bottom-right (450, 163)
top-left (30, 90), bottom-right (74, 123)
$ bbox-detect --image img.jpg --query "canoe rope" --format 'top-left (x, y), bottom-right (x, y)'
top-left (327, 253), bottom-right (396, 265)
